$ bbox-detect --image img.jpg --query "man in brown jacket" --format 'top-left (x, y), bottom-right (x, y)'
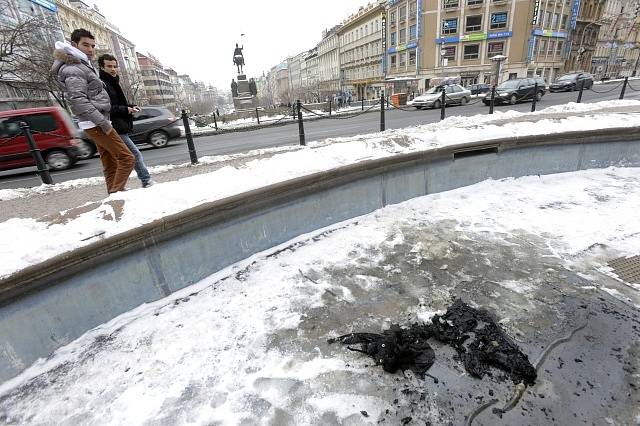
top-left (51, 28), bottom-right (134, 194)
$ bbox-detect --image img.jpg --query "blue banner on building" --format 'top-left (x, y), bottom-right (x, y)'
top-left (532, 29), bottom-right (567, 38)
top-left (30, 0), bottom-right (57, 12)
top-left (527, 36), bottom-right (536, 62)
top-left (435, 31), bottom-right (512, 44)
top-left (570, 0), bottom-right (581, 30)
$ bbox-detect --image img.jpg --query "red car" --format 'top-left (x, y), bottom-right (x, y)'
top-left (0, 106), bottom-right (92, 172)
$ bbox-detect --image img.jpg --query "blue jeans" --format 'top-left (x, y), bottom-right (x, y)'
top-left (119, 133), bottom-right (151, 185)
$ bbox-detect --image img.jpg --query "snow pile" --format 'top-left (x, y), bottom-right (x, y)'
top-left (0, 167), bottom-right (638, 424)
top-left (0, 100), bottom-right (639, 277)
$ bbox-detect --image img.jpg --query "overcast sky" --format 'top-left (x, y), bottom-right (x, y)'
top-left (91, 0), bottom-right (371, 91)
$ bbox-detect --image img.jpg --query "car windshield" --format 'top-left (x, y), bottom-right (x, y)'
top-left (558, 75), bottom-right (576, 81)
top-left (425, 86), bottom-right (443, 94)
top-left (497, 80), bottom-right (520, 90)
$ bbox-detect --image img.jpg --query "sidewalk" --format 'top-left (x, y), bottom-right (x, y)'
top-left (1, 101), bottom-right (639, 224)
top-left (0, 104), bottom-right (640, 222)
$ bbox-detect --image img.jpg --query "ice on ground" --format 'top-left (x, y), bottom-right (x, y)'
top-left (0, 167), bottom-right (639, 425)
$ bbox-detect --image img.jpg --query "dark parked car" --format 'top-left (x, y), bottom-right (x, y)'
top-left (550, 73), bottom-right (594, 92)
top-left (0, 107), bottom-right (89, 172)
top-left (483, 78), bottom-right (546, 106)
top-left (81, 106), bottom-right (181, 152)
top-left (466, 83), bottom-right (491, 96)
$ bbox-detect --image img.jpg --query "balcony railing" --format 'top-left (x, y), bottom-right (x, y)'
top-left (444, 0), bottom-right (459, 8)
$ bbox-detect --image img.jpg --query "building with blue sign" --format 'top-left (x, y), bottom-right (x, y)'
top-left (384, 0), bottom-right (576, 93)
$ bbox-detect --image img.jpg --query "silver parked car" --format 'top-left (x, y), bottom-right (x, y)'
top-left (408, 84), bottom-right (472, 109)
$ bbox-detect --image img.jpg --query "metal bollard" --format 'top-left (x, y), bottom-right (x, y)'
top-left (181, 110), bottom-right (199, 165)
top-left (440, 89), bottom-right (446, 120)
top-left (380, 93), bottom-right (386, 132)
top-left (577, 79), bottom-right (585, 103)
top-left (296, 100), bottom-right (306, 146)
top-left (531, 83), bottom-right (538, 112)
top-left (20, 122), bottom-right (53, 185)
top-left (328, 99), bottom-right (332, 116)
top-left (620, 76), bottom-right (628, 100)
top-left (489, 85), bottom-right (496, 114)
top-left (212, 113), bottom-right (218, 130)
top-left (361, 98), bottom-right (364, 111)
top-left (255, 107), bottom-right (260, 124)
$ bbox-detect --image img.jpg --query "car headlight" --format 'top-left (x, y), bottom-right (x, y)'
top-left (499, 92), bottom-right (509, 96)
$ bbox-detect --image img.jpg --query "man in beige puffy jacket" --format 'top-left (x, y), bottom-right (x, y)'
top-left (51, 28), bottom-right (134, 194)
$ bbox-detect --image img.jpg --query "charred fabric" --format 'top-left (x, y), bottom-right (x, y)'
top-left (328, 299), bottom-right (536, 385)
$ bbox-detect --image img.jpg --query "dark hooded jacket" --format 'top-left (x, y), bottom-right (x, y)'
top-left (51, 44), bottom-right (112, 133)
top-left (99, 70), bottom-right (133, 134)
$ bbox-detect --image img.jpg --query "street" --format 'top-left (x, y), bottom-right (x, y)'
top-left (1, 86), bottom-right (638, 190)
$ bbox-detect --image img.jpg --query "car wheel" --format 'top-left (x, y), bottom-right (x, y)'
top-left (46, 150), bottom-right (73, 171)
top-left (415, 106), bottom-right (423, 110)
top-left (433, 100), bottom-right (441, 109)
top-left (75, 140), bottom-right (96, 160)
top-left (460, 97), bottom-right (469, 106)
top-left (148, 130), bottom-right (169, 148)
top-left (509, 94), bottom-right (517, 105)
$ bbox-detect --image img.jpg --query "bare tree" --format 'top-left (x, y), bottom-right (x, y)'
top-left (0, 4), bottom-right (66, 108)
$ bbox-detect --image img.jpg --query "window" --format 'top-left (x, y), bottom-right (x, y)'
top-left (444, 0), bottom-right (459, 8)
top-left (544, 12), bottom-right (552, 28)
top-left (0, 118), bottom-right (22, 138)
top-left (390, 11), bottom-right (396, 23)
top-left (400, 28), bottom-right (406, 42)
top-left (399, 5), bottom-right (406, 21)
top-left (442, 45), bottom-right (456, 59)
top-left (539, 39), bottom-right (547, 55)
top-left (552, 13), bottom-right (559, 29)
top-left (410, 2), bottom-right (417, 15)
top-left (391, 32), bottom-right (396, 46)
top-left (409, 24), bottom-right (417, 39)
top-left (467, 0), bottom-right (483, 5)
top-left (390, 55), bottom-right (397, 67)
top-left (561, 15), bottom-right (568, 29)
top-left (490, 12), bottom-right (507, 29)
top-left (556, 40), bottom-right (564, 55)
top-left (466, 15), bottom-right (482, 32)
top-left (547, 40), bottom-right (556, 55)
top-left (409, 50), bottom-right (416, 65)
top-left (399, 52), bottom-right (406, 66)
top-left (488, 41), bottom-right (504, 57)
top-left (463, 44), bottom-right (480, 60)
top-left (442, 18), bottom-right (458, 35)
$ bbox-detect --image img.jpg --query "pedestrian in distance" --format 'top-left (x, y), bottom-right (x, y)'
top-left (98, 54), bottom-right (155, 188)
top-left (51, 29), bottom-right (134, 194)
top-left (216, 108), bottom-right (220, 117)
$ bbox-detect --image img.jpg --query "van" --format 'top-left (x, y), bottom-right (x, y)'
top-left (0, 106), bottom-right (90, 172)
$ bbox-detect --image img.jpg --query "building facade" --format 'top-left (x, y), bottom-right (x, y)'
top-left (591, 0), bottom-right (640, 78)
top-left (136, 52), bottom-right (176, 111)
top-left (0, 0), bottom-right (62, 110)
top-left (56, 0), bottom-right (114, 55)
top-left (385, 0), bottom-right (424, 93)
top-left (564, 0), bottom-right (606, 73)
top-left (304, 48), bottom-right (320, 102)
top-left (339, 1), bottom-right (386, 100)
top-left (317, 26), bottom-right (342, 99)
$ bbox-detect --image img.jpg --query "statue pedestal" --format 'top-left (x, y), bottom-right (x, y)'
top-left (233, 74), bottom-right (258, 112)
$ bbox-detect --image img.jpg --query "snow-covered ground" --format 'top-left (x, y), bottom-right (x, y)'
top-left (0, 166), bottom-right (638, 424)
top-left (0, 100), bottom-right (639, 278)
